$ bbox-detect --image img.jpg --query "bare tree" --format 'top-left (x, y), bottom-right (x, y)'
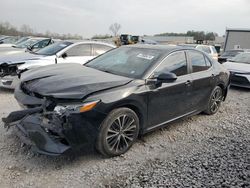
top-left (109, 23), bottom-right (121, 36)
top-left (20, 24), bottom-right (34, 35)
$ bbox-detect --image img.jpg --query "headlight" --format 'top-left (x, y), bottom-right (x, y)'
top-left (54, 100), bottom-right (100, 115)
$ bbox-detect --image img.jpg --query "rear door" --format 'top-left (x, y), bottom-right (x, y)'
top-left (57, 44), bottom-right (93, 64)
top-left (147, 50), bottom-right (193, 129)
top-left (187, 50), bottom-right (215, 111)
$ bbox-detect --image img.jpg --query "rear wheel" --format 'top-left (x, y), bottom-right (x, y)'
top-left (204, 86), bottom-right (223, 115)
top-left (96, 108), bottom-right (139, 157)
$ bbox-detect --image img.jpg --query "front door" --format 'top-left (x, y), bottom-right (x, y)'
top-left (57, 44), bottom-right (94, 65)
top-left (147, 50), bottom-right (192, 130)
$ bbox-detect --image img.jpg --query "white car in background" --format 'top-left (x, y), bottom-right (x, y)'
top-left (0, 37), bottom-right (30, 48)
top-left (179, 44), bottom-right (219, 61)
top-left (223, 52), bottom-right (250, 88)
top-left (0, 41), bottom-right (115, 89)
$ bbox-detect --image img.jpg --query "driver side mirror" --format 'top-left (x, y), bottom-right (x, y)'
top-left (61, 52), bottom-right (67, 59)
top-left (155, 71), bottom-right (177, 83)
top-left (26, 45), bottom-right (33, 51)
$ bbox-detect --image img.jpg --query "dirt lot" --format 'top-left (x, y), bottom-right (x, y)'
top-left (0, 87), bottom-right (249, 188)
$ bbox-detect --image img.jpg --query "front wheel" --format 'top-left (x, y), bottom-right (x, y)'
top-left (204, 86), bottom-right (223, 115)
top-left (96, 108), bottom-right (139, 157)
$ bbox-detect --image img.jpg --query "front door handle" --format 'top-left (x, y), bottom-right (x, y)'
top-left (185, 80), bottom-right (192, 86)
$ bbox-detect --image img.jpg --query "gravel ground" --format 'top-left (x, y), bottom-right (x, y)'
top-left (0, 87), bottom-right (249, 188)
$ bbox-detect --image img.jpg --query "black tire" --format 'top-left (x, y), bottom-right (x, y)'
top-left (204, 86), bottom-right (223, 115)
top-left (96, 107), bottom-right (139, 157)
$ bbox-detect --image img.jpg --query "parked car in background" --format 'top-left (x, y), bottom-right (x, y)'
top-left (218, 49), bottom-right (250, 63)
top-left (3, 45), bottom-right (230, 156)
top-left (0, 36), bottom-right (19, 44)
top-left (0, 41), bottom-right (115, 89)
top-left (0, 37), bottom-right (55, 56)
top-left (179, 44), bottom-right (218, 61)
top-left (0, 37), bottom-right (30, 48)
top-left (223, 52), bottom-right (250, 88)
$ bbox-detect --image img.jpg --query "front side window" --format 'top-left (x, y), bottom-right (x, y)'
top-left (92, 44), bottom-right (113, 56)
top-left (189, 51), bottom-right (210, 73)
top-left (155, 51), bottom-right (188, 76)
top-left (66, 44), bottom-right (91, 56)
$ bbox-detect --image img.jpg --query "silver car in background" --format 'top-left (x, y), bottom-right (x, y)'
top-left (223, 52), bottom-right (250, 88)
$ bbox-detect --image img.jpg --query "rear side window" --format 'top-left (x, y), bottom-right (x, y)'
top-left (189, 51), bottom-right (210, 73)
top-left (66, 44), bottom-right (91, 56)
top-left (92, 44), bottom-right (112, 56)
top-left (155, 51), bottom-right (188, 76)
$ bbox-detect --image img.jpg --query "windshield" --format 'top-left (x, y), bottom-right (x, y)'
top-left (231, 53), bottom-right (250, 64)
top-left (222, 50), bottom-right (243, 57)
top-left (14, 38), bottom-right (41, 48)
top-left (35, 41), bottom-right (72, 55)
top-left (86, 47), bottom-right (164, 78)
top-left (14, 37), bottom-right (29, 45)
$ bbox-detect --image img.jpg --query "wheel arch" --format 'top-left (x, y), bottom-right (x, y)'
top-left (217, 82), bottom-right (228, 101)
top-left (108, 101), bottom-right (146, 134)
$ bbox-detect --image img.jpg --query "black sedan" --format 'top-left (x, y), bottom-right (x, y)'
top-left (3, 45), bottom-right (230, 157)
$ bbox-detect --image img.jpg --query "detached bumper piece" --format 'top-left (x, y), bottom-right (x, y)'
top-left (2, 109), bottom-right (70, 156)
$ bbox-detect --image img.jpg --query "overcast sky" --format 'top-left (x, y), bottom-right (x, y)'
top-left (1, 0), bottom-right (250, 38)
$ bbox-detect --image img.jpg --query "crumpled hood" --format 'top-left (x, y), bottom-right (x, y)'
top-left (0, 52), bottom-right (46, 65)
top-left (223, 61), bottom-right (250, 73)
top-left (20, 64), bottom-right (132, 99)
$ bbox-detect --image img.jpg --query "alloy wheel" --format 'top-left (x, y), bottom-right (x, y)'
top-left (106, 115), bottom-right (137, 153)
top-left (210, 88), bottom-right (222, 113)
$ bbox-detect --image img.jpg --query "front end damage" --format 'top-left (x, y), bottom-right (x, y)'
top-left (0, 63), bottom-right (24, 89)
top-left (2, 98), bottom-right (105, 156)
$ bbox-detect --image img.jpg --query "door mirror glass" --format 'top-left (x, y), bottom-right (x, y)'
top-left (155, 71), bottom-right (177, 82)
top-left (61, 52), bottom-right (67, 58)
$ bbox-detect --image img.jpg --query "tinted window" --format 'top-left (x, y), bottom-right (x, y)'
top-left (189, 51), bottom-right (210, 72)
top-left (92, 44), bottom-right (112, 56)
top-left (155, 51), bottom-right (187, 76)
top-left (66, 44), bottom-right (91, 56)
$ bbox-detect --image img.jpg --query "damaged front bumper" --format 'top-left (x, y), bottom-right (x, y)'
top-left (3, 107), bottom-right (70, 155)
top-left (2, 105), bottom-right (104, 156)
top-left (0, 75), bottom-right (20, 89)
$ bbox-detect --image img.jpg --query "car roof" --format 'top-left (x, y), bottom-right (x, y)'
top-left (63, 40), bottom-right (116, 47)
top-left (124, 44), bottom-right (192, 52)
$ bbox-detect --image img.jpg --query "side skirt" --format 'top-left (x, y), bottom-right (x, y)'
top-left (144, 110), bottom-right (201, 134)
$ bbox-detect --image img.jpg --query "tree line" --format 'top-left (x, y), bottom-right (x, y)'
top-left (0, 21), bottom-right (83, 40)
top-left (155, 31), bottom-right (219, 41)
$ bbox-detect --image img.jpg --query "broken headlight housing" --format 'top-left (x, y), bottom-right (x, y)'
top-left (54, 100), bottom-right (100, 115)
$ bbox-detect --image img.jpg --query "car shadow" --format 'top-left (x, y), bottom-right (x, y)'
top-left (229, 86), bottom-right (250, 92)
